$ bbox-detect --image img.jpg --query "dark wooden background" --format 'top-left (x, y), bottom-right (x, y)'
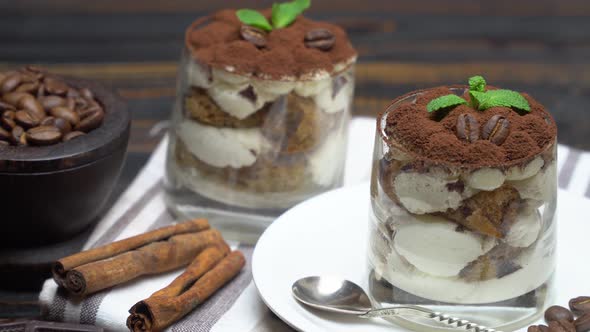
top-left (1, 0), bottom-right (590, 319)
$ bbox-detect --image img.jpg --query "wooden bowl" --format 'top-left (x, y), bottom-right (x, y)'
top-left (0, 76), bottom-right (130, 247)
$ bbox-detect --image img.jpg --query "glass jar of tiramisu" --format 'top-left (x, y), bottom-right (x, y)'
top-left (165, 9), bottom-right (357, 243)
top-left (368, 81), bottom-right (557, 331)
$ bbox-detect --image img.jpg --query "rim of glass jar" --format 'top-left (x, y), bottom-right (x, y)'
top-left (184, 16), bottom-right (357, 82)
top-left (376, 85), bottom-right (557, 170)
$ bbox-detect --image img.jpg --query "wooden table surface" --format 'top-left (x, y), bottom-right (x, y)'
top-left (1, 0), bottom-right (589, 320)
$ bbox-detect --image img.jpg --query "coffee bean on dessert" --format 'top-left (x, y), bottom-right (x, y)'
top-left (546, 305), bottom-right (574, 323)
top-left (570, 297), bottom-right (590, 316)
top-left (11, 126), bottom-right (24, 145)
top-left (53, 117), bottom-right (72, 134)
top-left (528, 325), bottom-right (549, 332)
top-left (304, 28), bottom-right (335, 51)
top-left (575, 313), bottom-right (590, 332)
top-left (456, 113), bottom-right (480, 142)
top-left (44, 77), bottom-right (68, 95)
top-left (482, 115), bottom-right (510, 145)
top-left (0, 72), bottom-right (22, 93)
top-left (15, 110), bottom-right (41, 128)
top-left (548, 320), bottom-right (576, 332)
top-left (240, 25), bottom-right (267, 48)
top-left (17, 94), bottom-right (45, 119)
top-left (51, 106), bottom-right (80, 125)
top-left (62, 131), bottom-right (85, 142)
top-left (26, 125), bottom-right (62, 146)
top-left (1, 110), bottom-right (16, 130)
top-left (75, 109), bottom-right (104, 132)
top-left (40, 95), bottom-right (67, 110)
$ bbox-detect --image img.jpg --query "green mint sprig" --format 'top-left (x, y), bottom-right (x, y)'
top-left (237, 0), bottom-right (310, 31)
top-left (426, 75), bottom-right (531, 114)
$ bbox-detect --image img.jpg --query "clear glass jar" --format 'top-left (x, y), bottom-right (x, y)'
top-left (368, 89), bottom-right (557, 331)
top-left (165, 49), bottom-right (355, 243)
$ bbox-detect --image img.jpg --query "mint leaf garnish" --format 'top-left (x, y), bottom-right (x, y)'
top-left (469, 75), bottom-right (486, 92)
top-left (471, 89), bottom-right (531, 112)
top-left (427, 94), bottom-right (468, 113)
top-left (272, 0), bottom-right (310, 29)
top-left (236, 9), bottom-right (273, 31)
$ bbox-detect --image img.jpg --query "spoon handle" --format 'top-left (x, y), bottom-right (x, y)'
top-left (360, 307), bottom-right (501, 332)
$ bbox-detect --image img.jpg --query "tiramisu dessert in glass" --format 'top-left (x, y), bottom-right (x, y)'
top-left (165, 2), bottom-right (357, 242)
top-left (368, 76), bottom-right (557, 330)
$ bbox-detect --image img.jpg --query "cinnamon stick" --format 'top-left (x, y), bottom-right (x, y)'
top-left (53, 219), bottom-right (209, 286)
top-left (64, 229), bottom-right (224, 297)
top-left (127, 250), bottom-right (245, 332)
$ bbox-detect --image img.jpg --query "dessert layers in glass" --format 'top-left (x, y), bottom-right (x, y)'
top-left (165, 10), bottom-right (357, 241)
top-left (368, 86), bottom-right (557, 330)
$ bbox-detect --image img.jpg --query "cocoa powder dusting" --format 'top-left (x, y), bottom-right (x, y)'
top-left (186, 9), bottom-right (357, 80)
top-left (383, 86), bottom-right (557, 168)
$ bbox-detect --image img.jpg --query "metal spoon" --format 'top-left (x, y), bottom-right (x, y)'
top-left (291, 276), bottom-right (501, 332)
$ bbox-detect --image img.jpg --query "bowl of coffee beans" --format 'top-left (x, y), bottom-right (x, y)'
top-left (0, 66), bottom-right (129, 246)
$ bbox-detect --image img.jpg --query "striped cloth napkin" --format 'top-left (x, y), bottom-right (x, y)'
top-left (39, 118), bottom-right (590, 332)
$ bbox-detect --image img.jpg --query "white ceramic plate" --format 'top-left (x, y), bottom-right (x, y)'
top-left (252, 183), bottom-right (590, 332)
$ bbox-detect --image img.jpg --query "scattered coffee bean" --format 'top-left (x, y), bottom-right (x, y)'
top-left (11, 126), bottom-right (24, 145)
top-left (44, 77), bottom-right (68, 95)
top-left (0, 101), bottom-right (14, 112)
top-left (548, 320), bottom-right (576, 332)
top-left (40, 116), bottom-right (56, 126)
top-left (15, 81), bottom-right (39, 93)
top-left (570, 297), bottom-right (590, 316)
top-left (456, 113), bottom-right (480, 143)
top-left (0, 140), bottom-right (9, 146)
top-left (482, 114), bottom-right (510, 145)
top-left (53, 117), bottom-right (72, 134)
top-left (546, 305), bottom-right (575, 323)
top-left (304, 28), bottom-right (335, 51)
top-left (80, 88), bottom-right (94, 100)
top-left (51, 106), bottom-right (80, 126)
top-left (528, 325), bottom-right (549, 332)
top-left (1, 110), bottom-right (16, 130)
top-left (15, 110), bottom-right (41, 128)
top-left (26, 125), bottom-right (62, 146)
top-left (40, 95), bottom-right (67, 110)
top-left (76, 109), bottom-right (104, 132)
top-left (62, 131), bottom-right (85, 142)
top-left (2, 91), bottom-right (28, 106)
top-left (240, 25), bottom-right (267, 48)
top-left (67, 87), bottom-right (80, 98)
top-left (575, 313), bottom-right (590, 332)
top-left (0, 73), bottom-right (22, 94)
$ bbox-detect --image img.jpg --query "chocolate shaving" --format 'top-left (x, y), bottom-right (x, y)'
top-left (239, 86), bottom-right (257, 103)
top-left (332, 75), bottom-right (348, 99)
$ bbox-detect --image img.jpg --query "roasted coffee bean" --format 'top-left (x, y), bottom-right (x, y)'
top-left (1, 111), bottom-right (16, 130)
top-left (0, 73), bottom-right (22, 93)
top-left (37, 83), bottom-right (45, 98)
top-left (50, 106), bottom-right (80, 125)
top-left (62, 130), bottom-right (85, 142)
top-left (40, 95), bottom-right (67, 110)
top-left (548, 319), bottom-right (576, 332)
top-left (44, 77), bottom-right (68, 95)
top-left (26, 125), bottom-right (62, 146)
top-left (0, 140), bottom-right (9, 146)
top-left (53, 117), bottom-right (72, 134)
top-left (24, 65), bottom-right (44, 74)
top-left (15, 81), bottom-right (39, 93)
top-left (546, 306), bottom-right (575, 323)
top-left (0, 101), bottom-right (14, 113)
top-left (74, 96), bottom-right (89, 109)
top-left (528, 325), bottom-right (549, 332)
top-left (240, 25), bottom-right (267, 48)
top-left (2, 91), bottom-right (28, 106)
top-left (40, 116), bottom-right (56, 126)
top-left (15, 110), bottom-right (41, 128)
top-left (17, 94), bottom-right (45, 119)
top-left (575, 313), bottom-right (590, 332)
top-left (570, 297), bottom-right (590, 316)
top-left (80, 88), bottom-right (94, 100)
top-left (11, 126), bottom-right (24, 145)
top-left (304, 28), bottom-right (335, 51)
top-left (456, 113), bottom-right (480, 142)
top-left (65, 97), bottom-right (76, 110)
top-left (482, 115), bottom-right (510, 145)
top-left (76, 109), bottom-right (104, 132)
top-left (67, 88), bottom-right (80, 98)
top-left (0, 126), bottom-right (11, 141)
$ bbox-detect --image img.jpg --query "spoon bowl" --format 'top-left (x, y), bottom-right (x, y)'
top-left (292, 276), bottom-right (372, 315)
